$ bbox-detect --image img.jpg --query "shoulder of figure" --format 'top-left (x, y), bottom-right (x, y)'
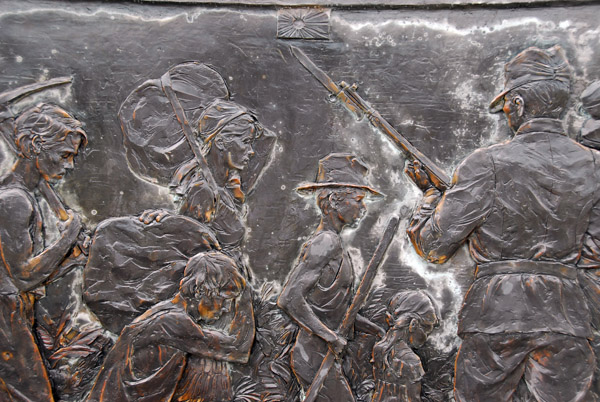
top-left (296, 231), bottom-right (342, 267)
top-left (305, 230), bottom-right (341, 253)
top-left (451, 147), bottom-right (494, 182)
top-left (461, 147), bottom-right (493, 165)
top-left (0, 186), bottom-right (35, 215)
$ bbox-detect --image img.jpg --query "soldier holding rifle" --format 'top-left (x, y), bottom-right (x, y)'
top-left (406, 46), bottom-right (598, 401)
top-left (278, 153), bottom-right (388, 402)
top-left (291, 43), bottom-right (599, 401)
top-left (0, 95), bottom-right (87, 401)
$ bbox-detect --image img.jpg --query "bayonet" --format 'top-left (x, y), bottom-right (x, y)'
top-left (291, 46), bottom-right (451, 190)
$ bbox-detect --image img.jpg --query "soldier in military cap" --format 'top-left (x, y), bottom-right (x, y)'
top-left (278, 153), bottom-right (385, 402)
top-left (405, 46), bottom-right (599, 401)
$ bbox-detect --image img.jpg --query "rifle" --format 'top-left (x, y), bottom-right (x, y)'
top-left (0, 77), bottom-right (87, 258)
top-left (160, 70), bottom-right (220, 205)
top-left (290, 46), bottom-right (451, 191)
top-left (303, 216), bottom-right (400, 402)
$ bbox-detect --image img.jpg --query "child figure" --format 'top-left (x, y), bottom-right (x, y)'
top-left (86, 251), bottom-right (254, 402)
top-left (371, 291), bottom-right (438, 402)
top-left (579, 80), bottom-right (600, 148)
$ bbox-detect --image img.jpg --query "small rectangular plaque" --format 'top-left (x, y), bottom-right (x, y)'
top-left (277, 8), bottom-right (330, 40)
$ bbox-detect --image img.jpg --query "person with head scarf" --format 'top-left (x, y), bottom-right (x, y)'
top-left (371, 291), bottom-right (438, 402)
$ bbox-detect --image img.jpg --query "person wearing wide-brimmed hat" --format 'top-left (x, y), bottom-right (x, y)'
top-left (405, 46), bottom-right (600, 401)
top-left (278, 153), bottom-right (385, 402)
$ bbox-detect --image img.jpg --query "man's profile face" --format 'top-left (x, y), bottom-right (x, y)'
top-left (35, 133), bottom-right (83, 181)
top-left (502, 92), bottom-right (524, 132)
top-left (336, 189), bottom-right (367, 228)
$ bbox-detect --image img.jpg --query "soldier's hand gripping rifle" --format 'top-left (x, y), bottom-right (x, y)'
top-left (290, 46), bottom-right (451, 191)
top-left (0, 77), bottom-right (89, 260)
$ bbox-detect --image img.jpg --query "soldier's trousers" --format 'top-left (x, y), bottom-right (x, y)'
top-left (454, 332), bottom-right (594, 402)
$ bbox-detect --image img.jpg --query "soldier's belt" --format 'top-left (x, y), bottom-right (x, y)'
top-left (475, 260), bottom-right (577, 280)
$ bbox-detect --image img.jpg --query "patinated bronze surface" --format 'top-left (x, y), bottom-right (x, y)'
top-left (1, 1), bottom-right (600, 401)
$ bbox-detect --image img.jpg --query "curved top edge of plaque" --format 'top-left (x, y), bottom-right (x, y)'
top-left (135, 0), bottom-right (590, 8)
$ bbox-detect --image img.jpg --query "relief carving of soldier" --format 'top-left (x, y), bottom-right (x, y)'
top-left (278, 153), bottom-right (385, 402)
top-left (575, 79), bottom-right (600, 399)
top-left (0, 103), bottom-right (87, 401)
top-left (86, 251), bottom-right (254, 402)
top-left (406, 46), bottom-right (599, 401)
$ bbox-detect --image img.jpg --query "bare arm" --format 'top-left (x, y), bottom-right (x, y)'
top-left (0, 189), bottom-right (81, 291)
top-left (156, 307), bottom-right (253, 363)
top-left (277, 231), bottom-right (344, 348)
top-left (224, 286), bottom-right (255, 363)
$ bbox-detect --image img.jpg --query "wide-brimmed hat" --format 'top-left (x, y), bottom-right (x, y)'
top-left (489, 45), bottom-right (570, 113)
top-left (296, 153), bottom-right (382, 196)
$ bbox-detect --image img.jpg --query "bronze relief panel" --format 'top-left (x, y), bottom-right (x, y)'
top-left (0, 1), bottom-right (599, 401)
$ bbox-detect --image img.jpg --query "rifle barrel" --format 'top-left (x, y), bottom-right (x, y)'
top-left (290, 47), bottom-right (451, 191)
top-left (344, 87), bottom-right (451, 189)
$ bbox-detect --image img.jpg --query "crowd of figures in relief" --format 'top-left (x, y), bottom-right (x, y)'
top-left (1, 43), bottom-right (600, 402)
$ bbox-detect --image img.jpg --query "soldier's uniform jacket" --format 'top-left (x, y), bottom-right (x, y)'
top-left (409, 118), bottom-right (600, 338)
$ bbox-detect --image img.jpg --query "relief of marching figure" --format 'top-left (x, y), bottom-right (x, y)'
top-left (278, 153), bottom-right (400, 402)
top-left (82, 62), bottom-right (277, 400)
top-left (0, 80), bottom-right (110, 401)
